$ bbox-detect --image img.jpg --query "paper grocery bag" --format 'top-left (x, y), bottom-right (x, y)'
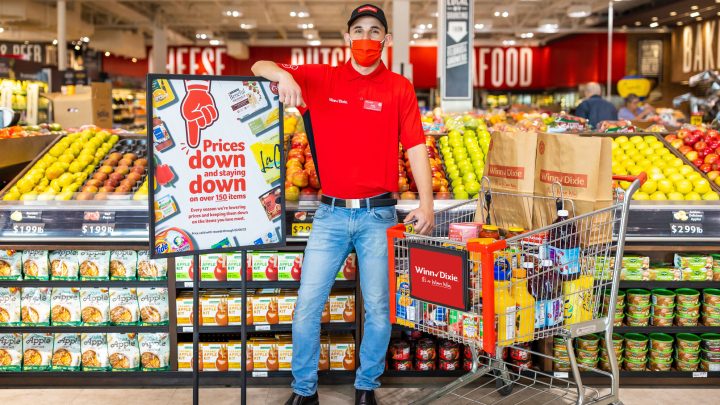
top-left (475, 131), bottom-right (538, 230)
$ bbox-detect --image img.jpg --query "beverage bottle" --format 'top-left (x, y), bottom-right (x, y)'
top-left (542, 259), bottom-right (564, 328)
top-left (525, 261), bottom-right (547, 330)
top-left (563, 274), bottom-right (595, 325)
top-left (494, 279), bottom-right (516, 346)
top-left (548, 209), bottom-right (581, 278)
top-left (511, 268), bottom-right (536, 343)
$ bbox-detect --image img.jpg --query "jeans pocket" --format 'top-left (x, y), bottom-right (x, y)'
top-left (370, 207), bottom-right (397, 223)
top-left (313, 204), bottom-right (331, 220)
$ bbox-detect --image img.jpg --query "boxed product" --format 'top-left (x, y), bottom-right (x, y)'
top-left (22, 333), bottom-right (53, 371)
top-left (201, 291), bottom-right (229, 326)
top-left (21, 287), bottom-right (51, 326)
top-left (462, 312), bottom-right (482, 341)
top-left (228, 291), bottom-right (243, 325)
top-left (336, 253), bottom-right (357, 280)
top-left (0, 250), bottom-right (22, 280)
top-left (139, 333), bottom-right (170, 371)
top-left (138, 288), bottom-right (169, 325)
top-left (177, 342), bottom-right (197, 371)
top-left (675, 254), bottom-right (713, 271)
top-left (252, 289), bottom-right (280, 325)
top-left (0, 333), bottom-right (22, 371)
top-left (49, 250), bottom-right (79, 280)
top-left (619, 255), bottom-right (650, 281)
top-left (107, 333), bottom-right (140, 371)
top-left (252, 338), bottom-right (279, 371)
top-left (137, 251), bottom-right (168, 280)
top-left (648, 267), bottom-right (681, 281)
top-left (226, 252), bottom-right (244, 281)
top-left (200, 253), bottom-right (227, 282)
top-left (175, 256), bottom-right (194, 281)
top-left (228, 340), bottom-right (243, 371)
top-left (251, 252), bottom-right (279, 281)
top-left (201, 342), bottom-right (229, 372)
top-left (276, 335), bottom-right (293, 370)
top-left (0, 288), bottom-right (21, 326)
top-left (51, 288), bottom-right (81, 326)
top-left (278, 252), bottom-right (303, 281)
top-left (318, 336), bottom-right (330, 371)
top-left (110, 250), bottom-right (137, 280)
top-left (329, 291), bottom-right (355, 323)
top-left (80, 333), bottom-right (109, 371)
top-left (330, 335), bottom-right (355, 370)
top-left (51, 333), bottom-right (81, 371)
top-left (448, 222), bottom-right (482, 242)
top-left (80, 288), bottom-right (109, 325)
top-left (277, 290), bottom-right (297, 324)
top-left (78, 250), bottom-right (110, 281)
top-left (176, 293), bottom-right (196, 326)
top-left (448, 309), bottom-right (463, 336)
top-left (109, 288), bottom-right (139, 325)
top-left (22, 250), bottom-right (48, 280)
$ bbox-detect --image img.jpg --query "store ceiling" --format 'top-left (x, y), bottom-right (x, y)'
top-left (0, 0), bottom-right (671, 47)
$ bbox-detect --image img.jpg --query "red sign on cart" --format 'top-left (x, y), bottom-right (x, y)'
top-left (408, 242), bottom-right (469, 311)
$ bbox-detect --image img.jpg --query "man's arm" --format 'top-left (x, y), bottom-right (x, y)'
top-left (251, 61), bottom-right (305, 107)
top-left (405, 144), bottom-right (434, 235)
top-left (637, 105), bottom-right (655, 119)
top-left (574, 100), bottom-right (589, 119)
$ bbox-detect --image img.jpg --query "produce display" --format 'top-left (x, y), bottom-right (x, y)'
top-left (284, 132), bottom-right (320, 202)
top-left (610, 135), bottom-right (719, 201)
top-left (664, 128), bottom-right (720, 187)
top-left (398, 136), bottom-right (452, 200)
top-left (437, 117), bottom-right (491, 199)
top-left (1, 128), bottom-right (149, 201)
top-left (0, 332), bottom-right (169, 372)
top-left (0, 124), bottom-right (66, 139)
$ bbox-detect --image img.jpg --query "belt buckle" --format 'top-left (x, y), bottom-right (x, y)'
top-left (345, 199), bottom-right (361, 209)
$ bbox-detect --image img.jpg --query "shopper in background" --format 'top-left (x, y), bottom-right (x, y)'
top-left (618, 93), bottom-right (655, 121)
top-left (252, 4), bottom-right (434, 405)
top-left (574, 82), bottom-right (617, 128)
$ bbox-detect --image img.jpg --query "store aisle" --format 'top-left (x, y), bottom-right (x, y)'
top-left (0, 387), bottom-right (714, 405)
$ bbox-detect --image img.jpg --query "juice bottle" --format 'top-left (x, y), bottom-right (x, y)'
top-left (543, 259), bottom-right (564, 328)
top-left (525, 261), bottom-right (547, 330)
top-left (548, 209), bottom-right (581, 278)
top-left (495, 280), bottom-right (516, 346)
top-left (511, 268), bottom-right (536, 343)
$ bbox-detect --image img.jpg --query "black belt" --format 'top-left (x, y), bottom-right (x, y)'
top-left (321, 193), bottom-right (397, 208)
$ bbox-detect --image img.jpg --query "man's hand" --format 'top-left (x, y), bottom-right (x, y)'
top-left (181, 80), bottom-right (218, 148)
top-left (404, 205), bottom-right (435, 236)
top-left (277, 73), bottom-right (305, 108)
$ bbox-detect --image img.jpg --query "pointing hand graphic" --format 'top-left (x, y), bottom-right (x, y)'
top-left (181, 80), bottom-right (218, 148)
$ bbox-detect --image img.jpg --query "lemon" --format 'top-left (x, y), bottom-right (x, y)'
top-left (615, 136), bottom-right (630, 144)
top-left (630, 136), bottom-right (643, 144)
top-left (650, 191), bottom-right (668, 200)
top-left (668, 173), bottom-right (685, 184)
top-left (640, 180), bottom-right (658, 194)
top-left (703, 191), bottom-right (720, 200)
top-left (679, 165), bottom-right (695, 176)
top-left (633, 192), bottom-right (650, 200)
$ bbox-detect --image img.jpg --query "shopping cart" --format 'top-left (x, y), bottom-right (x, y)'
top-left (387, 174), bottom-right (646, 405)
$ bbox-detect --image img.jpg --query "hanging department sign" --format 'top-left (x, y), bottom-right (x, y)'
top-left (441, 0), bottom-right (473, 100)
top-left (672, 19), bottom-right (720, 82)
top-left (147, 74), bottom-right (285, 258)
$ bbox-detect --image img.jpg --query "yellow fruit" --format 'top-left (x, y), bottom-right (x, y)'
top-left (629, 166), bottom-right (644, 176)
top-left (694, 179), bottom-right (711, 194)
top-left (55, 191), bottom-right (74, 201)
top-left (651, 142), bottom-right (665, 150)
top-left (668, 173), bottom-right (685, 185)
top-left (615, 136), bottom-right (629, 144)
top-left (657, 179), bottom-right (674, 194)
top-left (642, 148), bottom-right (655, 157)
top-left (58, 173), bottom-right (74, 188)
top-left (650, 191), bottom-right (667, 200)
top-left (654, 160), bottom-right (668, 169)
top-left (619, 181), bottom-right (632, 189)
top-left (685, 192), bottom-right (702, 201)
top-left (663, 167), bottom-right (679, 176)
top-left (630, 136), bottom-right (643, 144)
top-left (670, 158), bottom-right (684, 168)
top-left (662, 153), bottom-right (676, 161)
top-left (633, 192), bottom-right (650, 200)
top-left (640, 180), bottom-right (658, 194)
top-left (676, 180), bottom-right (693, 194)
top-left (643, 136), bottom-right (657, 143)
top-left (657, 148), bottom-right (670, 156)
top-left (20, 192), bottom-right (38, 201)
top-left (687, 173), bottom-right (702, 182)
top-left (621, 142), bottom-right (635, 150)
top-left (668, 192), bottom-right (684, 201)
top-left (650, 172), bottom-right (665, 181)
top-left (3, 191), bottom-right (20, 200)
top-left (703, 191), bottom-right (720, 200)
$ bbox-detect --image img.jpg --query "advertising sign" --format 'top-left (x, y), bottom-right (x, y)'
top-left (408, 242), bottom-right (469, 311)
top-left (441, 0), bottom-right (473, 100)
top-left (147, 74), bottom-right (284, 258)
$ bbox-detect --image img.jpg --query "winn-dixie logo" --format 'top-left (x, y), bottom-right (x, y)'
top-left (413, 265), bottom-right (458, 289)
top-left (488, 164), bottom-right (525, 179)
top-left (540, 170), bottom-right (588, 188)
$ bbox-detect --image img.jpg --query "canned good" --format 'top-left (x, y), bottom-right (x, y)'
top-left (439, 340), bottom-right (460, 361)
top-left (415, 338), bottom-right (436, 361)
top-left (675, 356), bottom-right (700, 372)
top-left (390, 359), bottom-right (413, 371)
top-left (624, 333), bottom-right (648, 351)
top-left (439, 359), bottom-right (460, 371)
top-left (463, 358), bottom-right (474, 371)
top-left (414, 359), bottom-right (436, 371)
top-left (649, 333), bottom-right (674, 353)
top-left (676, 333), bottom-right (701, 352)
top-left (510, 347), bottom-right (531, 362)
top-left (390, 340), bottom-right (411, 361)
top-left (651, 289), bottom-right (676, 307)
top-left (701, 333), bottom-right (720, 352)
top-left (676, 288), bottom-right (701, 306)
top-left (576, 334), bottom-right (600, 352)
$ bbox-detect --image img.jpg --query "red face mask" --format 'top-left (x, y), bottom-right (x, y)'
top-left (350, 39), bottom-right (385, 67)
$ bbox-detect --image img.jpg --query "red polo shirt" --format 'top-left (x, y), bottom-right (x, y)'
top-left (279, 61), bottom-right (424, 199)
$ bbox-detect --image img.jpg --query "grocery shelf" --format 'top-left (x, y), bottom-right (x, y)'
top-left (176, 326), bottom-right (244, 334)
top-left (175, 281), bottom-right (243, 289)
top-left (619, 281), bottom-right (719, 289)
top-left (0, 371), bottom-right (244, 387)
top-left (614, 326), bottom-right (719, 334)
top-left (177, 323), bottom-right (356, 334)
top-left (0, 325), bottom-right (168, 333)
top-left (580, 370), bottom-right (720, 379)
top-left (383, 370), bottom-right (467, 378)
top-left (174, 280), bottom-right (356, 290)
top-left (0, 280), bottom-right (167, 288)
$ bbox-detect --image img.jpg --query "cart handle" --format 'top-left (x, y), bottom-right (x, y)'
top-left (612, 172), bottom-right (647, 185)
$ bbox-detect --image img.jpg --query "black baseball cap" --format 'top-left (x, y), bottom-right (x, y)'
top-left (347, 4), bottom-right (388, 32)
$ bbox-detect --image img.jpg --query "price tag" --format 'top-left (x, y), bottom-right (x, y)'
top-left (553, 372), bottom-right (569, 378)
top-left (81, 223), bottom-right (115, 235)
top-left (670, 224), bottom-right (703, 235)
top-left (11, 223), bottom-right (45, 235)
top-left (291, 223), bottom-right (312, 237)
top-left (184, 282), bottom-right (194, 288)
top-left (182, 327), bottom-right (193, 332)
top-left (252, 372), bottom-right (268, 377)
top-left (255, 325), bottom-right (271, 331)
top-left (691, 113), bottom-right (703, 126)
top-left (692, 372), bottom-right (708, 378)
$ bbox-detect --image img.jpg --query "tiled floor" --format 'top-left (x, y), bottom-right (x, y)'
top-left (0, 386), bottom-right (715, 405)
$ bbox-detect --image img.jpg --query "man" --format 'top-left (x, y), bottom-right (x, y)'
top-left (252, 4), bottom-right (434, 405)
top-left (618, 93), bottom-right (655, 121)
top-left (574, 82), bottom-right (617, 128)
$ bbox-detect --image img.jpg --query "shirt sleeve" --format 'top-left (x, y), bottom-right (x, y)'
top-left (617, 107), bottom-right (635, 121)
top-left (575, 100), bottom-right (589, 120)
top-left (398, 79), bottom-right (425, 150)
top-left (276, 63), bottom-right (327, 109)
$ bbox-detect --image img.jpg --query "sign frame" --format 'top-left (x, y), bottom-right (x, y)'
top-left (440, 0), bottom-right (473, 102)
top-left (147, 73), bottom-right (286, 259)
top-left (637, 39), bottom-right (662, 77)
top-left (408, 241), bottom-right (470, 312)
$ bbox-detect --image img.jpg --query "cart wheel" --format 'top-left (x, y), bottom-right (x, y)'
top-left (493, 369), bottom-right (513, 396)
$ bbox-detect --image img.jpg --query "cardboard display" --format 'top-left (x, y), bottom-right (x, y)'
top-left (46, 83), bottom-right (112, 129)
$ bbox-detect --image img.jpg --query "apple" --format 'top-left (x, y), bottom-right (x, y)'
top-left (131, 166), bottom-right (145, 175)
top-left (104, 158), bottom-right (119, 167)
top-left (126, 172), bottom-right (142, 183)
top-left (109, 172), bottom-right (124, 182)
top-left (679, 145), bottom-right (693, 155)
top-left (214, 256), bottom-right (227, 281)
top-left (109, 152), bottom-right (123, 160)
top-left (670, 139), bottom-right (684, 149)
top-left (708, 171), bottom-right (720, 181)
top-left (134, 158), bottom-right (148, 167)
top-left (665, 134), bottom-right (678, 142)
top-left (700, 163), bottom-right (713, 173)
top-left (285, 185), bottom-right (300, 201)
top-left (705, 154), bottom-right (719, 165)
top-left (92, 172), bottom-right (108, 181)
top-left (123, 153), bottom-right (137, 161)
top-left (265, 255), bottom-right (278, 281)
top-left (76, 191), bottom-right (94, 200)
top-left (115, 185), bottom-right (132, 193)
top-left (114, 165), bottom-right (130, 176)
top-left (400, 191), bottom-right (416, 199)
top-left (94, 192), bottom-right (110, 200)
top-left (118, 158), bottom-right (133, 167)
top-left (86, 179), bottom-right (103, 188)
top-left (82, 185), bottom-right (98, 193)
top-left (695, 141), bottom-right (708, 152)
top-left (693, 158), bottom-right (704, 167)
top-left (291, 263), bottom-right (302, 281)
top-left (99, 165), bottom-right (114, 174)
top-left (299, 187), bottom-right (318, 201)
top-left (677, 129), bottom-right (690, 139)
top-left (686, 150), bottom-right (699, 162)
top-left (291, 170), bottom-right (309, 188)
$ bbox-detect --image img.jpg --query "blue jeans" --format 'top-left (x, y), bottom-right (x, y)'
top-left (291, 202), bottom-right (396, 396)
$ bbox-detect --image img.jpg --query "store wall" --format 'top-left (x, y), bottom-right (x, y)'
top-left (626, 33), bottom-right (687, 109)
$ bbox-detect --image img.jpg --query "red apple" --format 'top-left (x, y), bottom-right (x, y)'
top-left (291, 263), bottom-right (302, 281)
top-left (665, 134), bottom-right (678, 142)
top-left (299, 188), bottom-right (318, 201)
top-left (686, 150), bottom-right (699, 162)
top-left (76, 191), bottom-right (94, 200)
top-left (705, 154), bottom-right (719, 165)
top-left (99, 186), bottom-right (114, 193)
top-left (114, 165), bottom-right (130, 176)
top-left (707, 129), bottom-right (719, 138)
top-left (708, 171), bottom-right (720, 181)
top-left (670, 139), bottom-right (684, 149)
top-left (86, 179), bottom-right (103, 188)
top-left (695, 141), bottom-right (708, 151)
top-left (700, 163), bottom-right (712, 173)
top-left (131, 166), bottom-right (145, 175)
top-left (265, 255), bottom-right (278, 281)
top-left (677, 129), bottom-right (690, 139)
top-left (82, 185), bottom-right (98, 193)
top-left (92, 172), bottom-right (108, 181)
top-left (134, 158), bottom-right (148, 167)
top-left (109, 172), bottom-right (124, 182)
top-left (291, 170), bottom-right (309, 188)
top-left (679, 145), bottom-right (693, 155)
top-left (693, 158), bottom-right (704, 167)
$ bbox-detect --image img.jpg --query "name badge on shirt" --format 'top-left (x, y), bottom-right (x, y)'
top-left (364, 100), bottom-right (383, 112)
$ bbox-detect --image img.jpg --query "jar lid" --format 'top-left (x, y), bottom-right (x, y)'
top-left (482, 224), bottom-right (499, 231)
top-left (508, 227), bottom-right (525, 232)
top-left (522, 262), bottom-right (535, 269)
top-left (557, 210), bottom-right (569, 217)
top-left (542, 259), bottom-right (554, 267)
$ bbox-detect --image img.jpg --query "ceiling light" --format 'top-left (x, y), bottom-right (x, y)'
top-left (651, 17), bottom-right (658, 21)
top-left (690, 12), bottom-right (700, 17)
top-left (239, 21), bottom-right (256, 30)
top-left (538, 19), bottom-right (559, 32)
top-left (697, 16), bottom-right (703, 21)
top-left (502, 11), bottom-right (509, 18)
top-left (431, 12), bottom-right (439, 18)
top-left (296, 10), bottom-right (310, 18)
top-left (634, 21), bottom-right (642, 26)
top-left (677, 21), bottom-right (684, 25)
top-left (427, 23), bottom-right (433, 29)
top-left (298, 22), bottom-right (314, 29)
top-left (74, 45), bottom-right (80, 50)
top-left (104, 51), bottom-right (110, 57)
top-left (502, 39), bottom-right (516, 46)
top-left (81, 36), bottom-right (89, 43)
top-left (691, 5), bottom-right (698, 10)
top-left (289, 11), bottom-right (297, 17)
top-left (493, 7), bottom-right (511, 18)
top-left (0, 27), bottom-right (4, 34)
top-left (518, 32), bottom-right (534, 38)
top-left (132, 58), bottom-right (137, 63)
top-left (649, 22), bottom-right (659, 27)
top-left (475, 23), bottom-right (485, 30)
top-left (567, 4), bottom-right (592, 18)
top-left (52, 39), bottom-right (58, 45)
top-left (670, 11), bottom-right (677, 16)
top-left (418, 24), bottom-right (427, 30)
top-left (308, 40), bottom-right (321, 46)
top-left (209, 39), bottom-right (221, 45)
top-left (474, 20), bottom-right (492, 31)
top-left (410, 40), bottom-right (416, 45)
top-left (303, 29), bottom-right (319, 40)
top-left (225, 10), bottom-right (242, 18)
top-left (413, 33), bottom-right (420, 39)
